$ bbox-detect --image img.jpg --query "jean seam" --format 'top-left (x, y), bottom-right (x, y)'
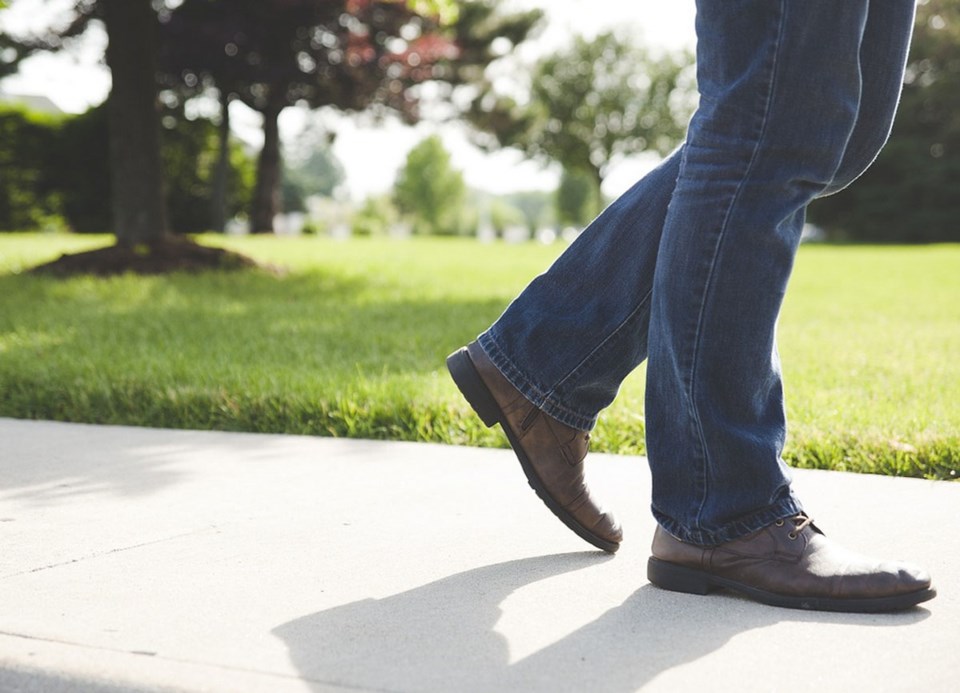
top-left (686, 0), bottom-right (787, 531)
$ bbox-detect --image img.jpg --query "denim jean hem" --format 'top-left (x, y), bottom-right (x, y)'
top-left (477, 331), bottom-right (598, 432)
top-left (651, 493), bottom-right (805, 547)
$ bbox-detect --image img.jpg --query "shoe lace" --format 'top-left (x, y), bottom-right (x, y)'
top-left (774, 513), bottom-right (814, 539)
top-left (788, 514), bottom-right (813, 540)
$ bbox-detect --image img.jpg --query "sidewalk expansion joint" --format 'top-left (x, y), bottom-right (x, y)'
top-left (2, 526), bottom-right (221, 580)
top-left (0, 630), bottom-right (312, 686)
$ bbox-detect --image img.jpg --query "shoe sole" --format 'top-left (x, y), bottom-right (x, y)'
top-left (647, 557), bottom-right (937, 612)
top-left (446, 347), bottom-right (620, 554)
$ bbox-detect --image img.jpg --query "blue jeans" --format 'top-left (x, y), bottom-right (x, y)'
top-left (476, 0), bottom-right (916, 546)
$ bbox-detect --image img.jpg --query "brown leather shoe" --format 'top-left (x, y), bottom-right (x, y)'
top-left (447, 342), bottom-right (622, 553)
top-left (648, 513), bottom-right (935, 612)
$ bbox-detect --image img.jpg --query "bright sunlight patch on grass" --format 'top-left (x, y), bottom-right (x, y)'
top-left (1, 233), bottom-right (958, 479)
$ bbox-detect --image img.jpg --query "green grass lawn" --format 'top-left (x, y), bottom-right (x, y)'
top-left (1, 233), bottom-right (958, 479)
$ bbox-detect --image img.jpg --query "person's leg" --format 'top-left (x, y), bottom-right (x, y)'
top-left (470, 0), bottom-right (916, 436)
top-left (447, 151), bottom-right (682, 551)
top-left (645, 0), bottom-right (933, 612)
top-left (645, 0), bottom-right (917, 547)
top-left (822, 0), bottom-right (917, 197)
top-left (477, 150), bottom-right (682, 431)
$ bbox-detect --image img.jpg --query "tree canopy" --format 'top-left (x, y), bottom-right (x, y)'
top-left (283, 117), bottom-right (345, 212)
top-left (469, 31), bottom-right (694, 187)
top-left (1, 0), bottom-right (540, 268)
top-left (393, 134), bottom-right (466, 235)
top-left (158, 0), bottom-right (542, 232)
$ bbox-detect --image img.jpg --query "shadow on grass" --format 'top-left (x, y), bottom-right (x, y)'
top-left (27, 237), bottom-right (262, 276)
top-left (0, 268), bottom-right (505, 377)
top-left (0, 268), bottom-right (509, 438)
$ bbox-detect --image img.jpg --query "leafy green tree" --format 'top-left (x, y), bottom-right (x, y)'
top-left (0, 0), bottom-right (482, 269)
top-left (282, 150), bottom-right (342, 214)
top-left (351, 194), bottom-right (400, 237)
top-left (555, 167), bottom-right (601, 229)
top-left (470, 31), bottom-right (693, 190)
top-left (0, 25), bottom-right (36, 79)
top-left (394, 134), bottom-right (466, 235)
top-left (488, 198), bottom-right (525, 235)
top-left (0, 0), bottom-right (206, 272)
top-left (2, 0), bottom-right (170, 245)
top-left (0, 101), bottom-right (253, 234)
top-left (502, 189), bottom-right (554, 232)
top-left (160, 107), bottom-right (255, 233)
top-left (0, 106), bottom-right (64, 231)
top-left (808, 0), bottom-right (960, 242)
top-left (282, 119), bottom-right (345, 212)
top-left (159, 0), bottom-right (540, 233)
top-left (160, 0), bottom-right (434, 232)
top-left (53, 105), bottom-right (110, 232)
top-left (409, 0), bottom-right (458, 24)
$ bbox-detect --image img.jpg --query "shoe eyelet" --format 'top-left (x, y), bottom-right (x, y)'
top-left (788, 532), bottom-right (797, 540)
top-left (775, 519), bottom-right (784, 527)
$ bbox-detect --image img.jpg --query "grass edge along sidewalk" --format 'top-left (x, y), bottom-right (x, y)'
top-left (1, 233), bottom-right (958, 480)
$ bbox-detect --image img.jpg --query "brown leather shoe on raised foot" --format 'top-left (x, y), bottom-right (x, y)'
top-left (647, 514), bottom-right (935, 612)
top-left (446, 342), bottom-right (622, 553)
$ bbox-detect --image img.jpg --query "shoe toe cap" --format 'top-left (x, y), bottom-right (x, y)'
top-left (895, 563), bottom-right (932, 593)
top-left (595, 511), bottom-right (623, 545)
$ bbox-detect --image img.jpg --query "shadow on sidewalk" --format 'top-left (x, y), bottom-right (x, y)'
top-left (0, 420), bottom-right (190, 501)
top-left (273, 552), bottom-right (929, 692)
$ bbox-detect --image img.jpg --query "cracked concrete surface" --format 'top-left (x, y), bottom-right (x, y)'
top-left (3, 528), bottom-right (220, 580)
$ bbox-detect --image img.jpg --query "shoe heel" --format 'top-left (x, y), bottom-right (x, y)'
top-left (647, 557), bottom-right (716, 596)
top-left (446, 348), bottom-right (500, 428)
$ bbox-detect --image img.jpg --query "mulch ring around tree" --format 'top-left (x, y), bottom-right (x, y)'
top-left (30, 237), bottom-right (278, 277)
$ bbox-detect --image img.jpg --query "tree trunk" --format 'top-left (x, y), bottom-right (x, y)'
top-left (250, 102), bottom-right (283, 234)
top-left (210, 89), bottom-right (231, 233)
top-left (103, 0), bottom-right (169, 246)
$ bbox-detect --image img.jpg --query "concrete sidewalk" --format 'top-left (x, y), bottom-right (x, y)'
top-left (1, 418), bottom-right (957, 693)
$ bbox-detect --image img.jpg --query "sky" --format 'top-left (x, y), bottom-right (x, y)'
top-left (0, 0), bottom-right (697, 200)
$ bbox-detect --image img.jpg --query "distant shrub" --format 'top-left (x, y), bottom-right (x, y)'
top-left (0, 106), bottom-right (67, 231)
top-left (0, 103), bottom-right (254, 234)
